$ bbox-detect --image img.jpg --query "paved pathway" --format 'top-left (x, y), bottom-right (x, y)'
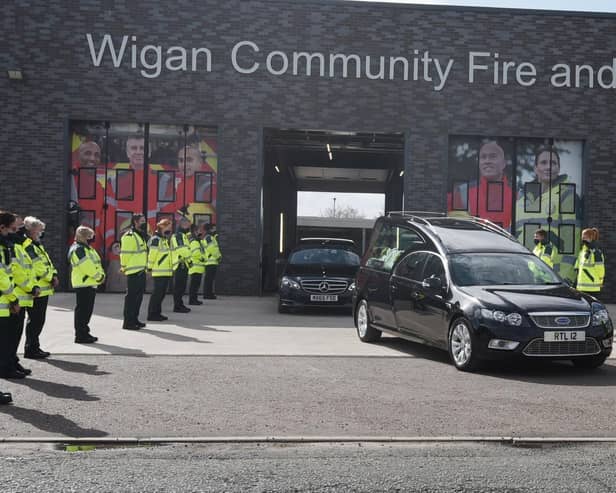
top-left (26, 294), bottom-right (615, 358)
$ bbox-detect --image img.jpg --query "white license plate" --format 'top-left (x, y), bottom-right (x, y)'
top-left (543, 331), bottom-right (585, 342)
top-left (310, 294), bottom-right (338, 302)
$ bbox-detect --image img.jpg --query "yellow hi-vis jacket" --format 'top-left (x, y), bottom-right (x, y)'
top-left (12, 240), bottom-right (38, 308)
top-left (171, 231), bottom-right (192, 271)
top-left (147, 234), bottom-right (173, 277)
top-left (70, 242), bottom-right (105, 288)
top-left (204, 234), bottom-right (222, 266)
top-left (532, 242), bottom-right (555, 268)
top-left (120, 228), bottom-right (148, 275)
top-left (189, 235), bottom-right (206, 275)
top-left (0, 243), bottom-right (18, 317)
top-left (575, 244), bottom-right (605, 292)
top-left (24, 238), bottom-right (57, 297)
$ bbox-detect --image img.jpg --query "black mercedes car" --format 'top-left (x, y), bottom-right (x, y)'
top-left (278, 238), bottom-right (360, 313)
top-left (353, 214), bottom-right (613, 371)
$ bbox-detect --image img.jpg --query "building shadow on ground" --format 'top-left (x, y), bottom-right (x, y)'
top-left (9, 378), bottom-right (99, 401)
top-left (41, 358), bottom-right (111, 376)
top-left (0, 406), bottom-right (107, 437)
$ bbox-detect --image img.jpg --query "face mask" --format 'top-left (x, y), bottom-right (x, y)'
top-left (533, 239), bottom-right (540, 245)
top-left (139, 223), bottom-right (147, 233)
top-left (582, 240), bottom-right (591, 248)
top-left (87, 237), bottom-right (95, 244)
top-left (18, 226), bottom-right (26, 234)
top-left (39, 231), bottom-right (45, 241)
top-left (163, 230), bottom-right (172, 237)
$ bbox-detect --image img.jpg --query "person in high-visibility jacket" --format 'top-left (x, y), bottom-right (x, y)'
top-left (0, 211), bottom-right (22, 398)
top-left (575, 228), bottom-right (605, 295)
top-left (23, 216), bottom-right (58, 359)
top-left (147, 219), bottom-right (174, 321)
top-left (171, 216), bottom-right (192, 313)
top-left (70, 226), bottom-right (105, 343)
top-left (120, 213), bottom-right (148, 331)
top-left (8, 216), bottom-right (38, 379)
top-left (188, 222), bottom-right (207, 305)
top-left (532, 228), bottom-right (556, 268)
top-left (515, 147), bottom-right (581, 283)
top-left (203, 224), bottom-right (222, 300)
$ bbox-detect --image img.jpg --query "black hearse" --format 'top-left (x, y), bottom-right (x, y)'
top-left (353, 213), bottom-right (613, 371)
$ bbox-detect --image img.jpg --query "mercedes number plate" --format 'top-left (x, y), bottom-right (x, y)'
top-left (543, 331), bottom-right (585, 342)
top-left (310, 294), bottom-right (338, 302)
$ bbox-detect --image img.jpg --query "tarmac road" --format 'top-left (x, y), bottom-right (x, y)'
top-left (1, 442), bottom-right (615, 492)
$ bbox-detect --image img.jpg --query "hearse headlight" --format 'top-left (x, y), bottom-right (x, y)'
top-left (281, 276), bottom-right (300, 290)
top-left (592, 308), bottom-right (610, 326)
top-left (348, 282), bottom-right (356, 292)
top-left (481, 309), bottom-right (523, 326)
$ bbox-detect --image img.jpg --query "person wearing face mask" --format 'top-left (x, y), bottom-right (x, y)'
top-left (188, 222), bottom-right (207, 305)
top-left (7, 215), bottom-right (38, 378)
top-left (120, 213), bottom-right (149, 331)
top-left (147, 219), bottom-right (174, 321)
top-left (574, 228), bottom-right (605, 295)
top-left (0, 211), bottom-right (20, 399)
top-left (203, 223), bottom-right (221, 300)
top-left (171, 216), bottom-right (193, 313)
top-left (532, 228), bottom-right (556, 268)
top-left (70, 226), bottom-right (105, 343)
top-left (23, 217), bottom-right (58, 359)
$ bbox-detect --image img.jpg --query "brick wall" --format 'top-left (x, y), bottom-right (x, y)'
top-left (2, 0), bottom-right (616, 298)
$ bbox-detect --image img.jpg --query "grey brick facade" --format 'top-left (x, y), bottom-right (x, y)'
top-left (1, 1), bottom-right (616, 298)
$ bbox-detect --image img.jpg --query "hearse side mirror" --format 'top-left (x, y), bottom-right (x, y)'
top-left (421, 276), bottom-right (442, 290)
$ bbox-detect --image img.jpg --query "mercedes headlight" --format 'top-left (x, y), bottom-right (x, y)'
top-left (481, 309), bottom-right (523, 326)
top-left (348, 282), bottom-right (356, 292)
top-left (281, 276), bottom-right (300, 290)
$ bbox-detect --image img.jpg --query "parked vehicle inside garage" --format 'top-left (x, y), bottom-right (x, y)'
top-left (278, 238), bottom-right (360, 313)
top-left (353, 213), bottom-right (613, 371)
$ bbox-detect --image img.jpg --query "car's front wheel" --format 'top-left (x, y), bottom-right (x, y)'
top-left (448, 318), bottom-right (480, 371)
top-left (572, 354), bottom-right (608, 369)
top-left (355, 299), bottom-right (381, 342)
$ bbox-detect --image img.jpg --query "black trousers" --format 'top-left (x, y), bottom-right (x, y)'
top-left (203, 265), bottom-right (218, 298)
top-left (0, 312), bottom-right (20, 374)
top-left (26, 295), bottom-right (49, 352)
top-left (6, 308), bottom-right (26, 368)
top-left (123, 271), bottom-right (146, 326)
top-left (148, 276), bottom-right (170, 317)
top-left (74, 287), bottom-right (96, 337)
top-left (189, 273), bottom-right (203, 302)
top-left (173, 265), bottom-right (188, 308)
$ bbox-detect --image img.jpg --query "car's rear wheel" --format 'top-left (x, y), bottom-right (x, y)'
top-left (448, 318), bottom-right (480, 371)
top-left (355, 300), bottom-right (381, 342)
top-left (572, 354), bottom-right (608, 369)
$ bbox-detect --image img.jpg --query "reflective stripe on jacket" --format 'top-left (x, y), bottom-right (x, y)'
top-left (575, 245), bottom-right (605, 292)
top-left (24, 238), bottom-right (57, 297)
top-left (0, 244), bottom-right (18, 317)
top-left (147, 235), bottom-right (173, 277)
top-left (120, 229), bottom-right (148, 275)
top-left (70, 243), bottom-right (105, 288)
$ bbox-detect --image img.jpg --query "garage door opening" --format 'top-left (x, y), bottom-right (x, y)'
top-left (260, 128), bottom-right (404, 292)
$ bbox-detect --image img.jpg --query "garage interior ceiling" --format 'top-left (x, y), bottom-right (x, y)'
top-left (265, 128), bottom-right (404, 193)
